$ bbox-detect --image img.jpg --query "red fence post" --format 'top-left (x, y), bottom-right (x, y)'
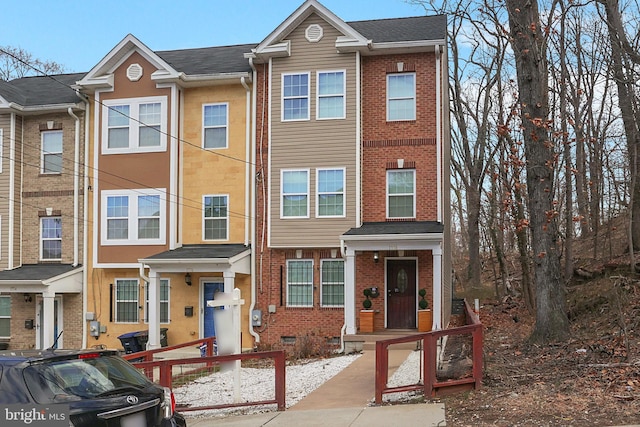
top-left (472, 324), bottom-right (483, 389)
top-left (374, 341), bottom-right (388, 404)
top-left (159, 361), bottom-right (172, 389)
top-left (274, 350), bottom-right (286, 411)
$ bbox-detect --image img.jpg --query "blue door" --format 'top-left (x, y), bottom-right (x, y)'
top-left (203, 282), bottom-right (224, 338)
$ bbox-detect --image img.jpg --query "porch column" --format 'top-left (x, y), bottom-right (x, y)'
top-left (432, 246), bottom-right (443, 330)
top-left (223, 271), bottom-right (236, 293)
top-left (41, 290), bottom-right (55, 349)
top-left (344, 247), bottom-right (357, 334)
top-left (147, 269), bottom-right (161, 350)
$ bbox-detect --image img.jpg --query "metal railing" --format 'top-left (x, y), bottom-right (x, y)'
top-left (375, 300), bottom-right (483, 403)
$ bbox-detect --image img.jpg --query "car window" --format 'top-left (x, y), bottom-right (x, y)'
top-left (24, 355), bottom-right (152, 403)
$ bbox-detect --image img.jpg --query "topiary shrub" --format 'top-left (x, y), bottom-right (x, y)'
top-left (419, 288), bottom-right (429, 310)
top-left (363, 288), bottom-right (373, 309)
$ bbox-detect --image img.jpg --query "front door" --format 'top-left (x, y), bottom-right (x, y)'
top-left (202, 281), bottom-right (224, 338)
top-left (387, 259), bottom-right (417, 329)
top-left (36, 296), bottom-right (63, 349)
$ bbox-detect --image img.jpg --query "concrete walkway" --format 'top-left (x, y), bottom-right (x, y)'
top-left (185, 348), bottom-right (447, 427)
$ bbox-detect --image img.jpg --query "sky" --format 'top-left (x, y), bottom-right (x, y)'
top-left (2, 0), bottom-right (427, 74)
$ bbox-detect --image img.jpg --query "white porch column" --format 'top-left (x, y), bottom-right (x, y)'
top-left (432, 246), bottom-right (443, 330)
top-left (41, 290), bottom-right (55, 349)
top-left (147, 269), bottom-right (161, 350)
top-left (223, 271), bottom-right (236, 293)
top-left (344, 247), bottom-right (357, 334)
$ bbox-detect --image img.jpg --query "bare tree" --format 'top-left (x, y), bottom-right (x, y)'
top-left (0, 46), bottom-right (65, 81)
top-left (505, 0), bottom-right (570, 343)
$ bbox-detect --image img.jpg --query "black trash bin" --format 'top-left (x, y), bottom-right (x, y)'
top-left (117, 331), bottom-right (143, 354)
top-left (134, 328), bottom-right (168, 349)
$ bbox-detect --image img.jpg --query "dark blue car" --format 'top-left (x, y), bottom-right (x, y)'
top-left (0, 348), bottom-right (186, 427)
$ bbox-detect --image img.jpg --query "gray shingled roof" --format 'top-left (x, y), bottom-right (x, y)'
top-left (343, 221), bottom-right (444, 236)
top-left (156, 44), bottom-right (256, 75)
top-left (348, 15), bottom-right (447, 43)
top-left (143, 244), bottom-right (250, 260)
top-left (1, 73), bottom-right (86, 107)
top-left (0, 264), bottom-right (81, 281)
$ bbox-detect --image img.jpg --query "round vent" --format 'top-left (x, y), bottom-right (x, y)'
top-left (305, 24), bottom-right (323, 43)
top-left (127, 63), bottom-right (143, 82)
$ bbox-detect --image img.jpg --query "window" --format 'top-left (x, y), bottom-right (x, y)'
top-left (287, 260), bottom-right (313, 307)
top-left (42, 131), bottom-right (63, 174)
top-left (387, 73), bottom-right (416, 121)
top-left (317, 168), bottom-right (345, 217)
top-left (203, 104), bottom-right (228, 149)
top-left (282, 73), bottom-right (309, 121)
top-left (41, 217), bottom-right (62, 260)
top-left (0, 296), bottom-right (10, 338)
top-left (102, 96), bottom-right (167, 153)
top-left (101, 189), bottom-right (166, 245)
top-left (115, 279), bottom-right (139, 323)
top-left (281, 170), bottom-right (309, 218)
top-left (387, 170), bottom-right (416, 218)
top-left (317, 71), bottom-right (345, 119)
top-left (203, 195), bottom-right (228, 240)
top-left (145, 279), bottom-right (169, 323)
top-left (321, 260), bottom-right (344, 307)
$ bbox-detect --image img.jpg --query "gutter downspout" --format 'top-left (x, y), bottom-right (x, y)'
top-left (67, 107), bottom-right (80, 267)
top-left (77, 94), bottom-right (90, 349)
top-left (247, 59), bottom-right (260, 344)
top-left (8, 114), bottom-right (16, 269)
top-left (434, 45), bottom-right (443, 330)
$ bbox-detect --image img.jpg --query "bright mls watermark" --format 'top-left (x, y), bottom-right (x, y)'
top-left (1, 405), bottom-right (68, 426)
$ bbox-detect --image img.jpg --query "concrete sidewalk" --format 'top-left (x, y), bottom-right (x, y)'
top-left (184, 348), bottom-right (447, 426)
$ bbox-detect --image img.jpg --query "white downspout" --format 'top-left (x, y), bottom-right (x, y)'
top-left (247, 60), bottom-right (260, 344)
top-left (8, 113), bottom-right (16, 269)
top-left (436, 45), bottom-right (442, 224)
top-left (67, 107), bottom-right (80, 267)
top-left (79, 94), bottom-right (90, 349)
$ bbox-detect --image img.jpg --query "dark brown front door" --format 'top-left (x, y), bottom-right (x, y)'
top-left (387, 259), bottom-right (417, 329)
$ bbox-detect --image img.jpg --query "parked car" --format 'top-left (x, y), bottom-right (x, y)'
top-left (0, 348), bottom-right (186, 427)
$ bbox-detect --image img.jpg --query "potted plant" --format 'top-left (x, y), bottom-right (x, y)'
top-left (360, 288), bottom-right (375, 333)
top-left (417, 288), bottom-right (432, 332)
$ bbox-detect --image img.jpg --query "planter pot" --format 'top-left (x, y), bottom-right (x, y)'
top-left (418, 309), bottom-right (433, 332)
top-left (360, 310), bottom-right (375, 333)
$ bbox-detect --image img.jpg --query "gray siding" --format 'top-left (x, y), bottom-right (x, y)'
top-left (0, 115), bottom-right (10, 268)
top-left (270, 13), bottom-right (358, 247)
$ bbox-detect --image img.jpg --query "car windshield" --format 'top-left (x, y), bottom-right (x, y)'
top-left (23, 355), bottom-right (152, 403)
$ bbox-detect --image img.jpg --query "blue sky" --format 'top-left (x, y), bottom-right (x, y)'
top-left (3, 0), bottom-right (427, 73)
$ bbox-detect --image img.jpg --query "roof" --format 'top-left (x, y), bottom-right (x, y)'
top-left (143, 244), bottom-right (250, 261)
top-left (0, 264), bottom-right (82, 281)
top-left (348, 15), bottom-right (447, 43)
top-left (342, 221), bottom-right (444, 236)
top-left (156, 44), bottom-right (256, 75)
top-left (0, 73), bottom-right (86, 106)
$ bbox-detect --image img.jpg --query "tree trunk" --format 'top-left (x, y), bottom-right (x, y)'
top-left (506, 0), bottom-right (569, 343)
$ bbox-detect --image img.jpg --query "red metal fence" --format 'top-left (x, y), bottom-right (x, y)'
top-left (375, 300), bottom-right (483, 403)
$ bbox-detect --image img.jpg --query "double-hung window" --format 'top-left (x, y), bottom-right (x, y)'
top-left (281, 170), bottom-right (309, 218)
top-left (317, 71), bottom-right (345, 119)
top-left (321, 260), bottom-right (344, 307)
top-left (115, 279), bottom-right (139, 323)
top-left (287, 260), bottom-right (313, 307)
top-left (203, 195), bottom-right (228, 240)
top-left (42, 131), bottom-right (63, 174)
top-left (282, 73), bottom-right (310, 121)
top-left (102, 189), bottom-right (166, 245)
top-left (387, 73), bottom-right (416, 121)
top-left (0, 296), bottom-right (10, 338)
top-left (145, 279), bottom-right (170, 323)
top-left (387, 169), bottom-right (416, 218)
top-left (103, 96), bottom-right (167, 153)
top-left (316, 168), bottom-right (345, 217)
top-left (41, 217), bottom-right (62, 260)
top-left (203, 103), bottom-right (228, 149)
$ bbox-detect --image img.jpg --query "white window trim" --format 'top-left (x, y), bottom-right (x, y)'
top-left (386, 73), bottom-right (416, 122)
top-left (115, 278), bottom-right (139, 324)
top-left (316, 70), bottom-right (346, 120)
top-left (386, 169), bottom-right (417, 219)
top-left (320, 259), bottom-right (345, 308)
top-left (316, 167), bottom-right (346, 218)
top-left (101, 188), bottom-right (166, 246)
top-left (40, 216), bottom-right (62, 261)
top-left (41, 130), bottom-right (63, 174)
top-left (286, 259), bottom-right (314, 307)
top-left (202, 102), bottom-right (229, 149)
top-left (202, 194), bottom-right (229, 241)
top-left (102, 96), bottom-right (168, 154)
top-left (282, 72), bottom-right (310, 122)
top-left (0, 295), bottom-right (10, 339)
top-left (144, 278), bottom-right (170, 324)
top-left (281, 169), bottom-right (310, 219)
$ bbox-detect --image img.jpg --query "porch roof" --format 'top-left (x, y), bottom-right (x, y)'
top-left (342, 221), bottom-right (443, 236)
top-left (341, 221), bottom-right (444, 253)
top-left (139, 244), bottom-right (251, 275)
top-left (0, 264), bottom-right (83, 293)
